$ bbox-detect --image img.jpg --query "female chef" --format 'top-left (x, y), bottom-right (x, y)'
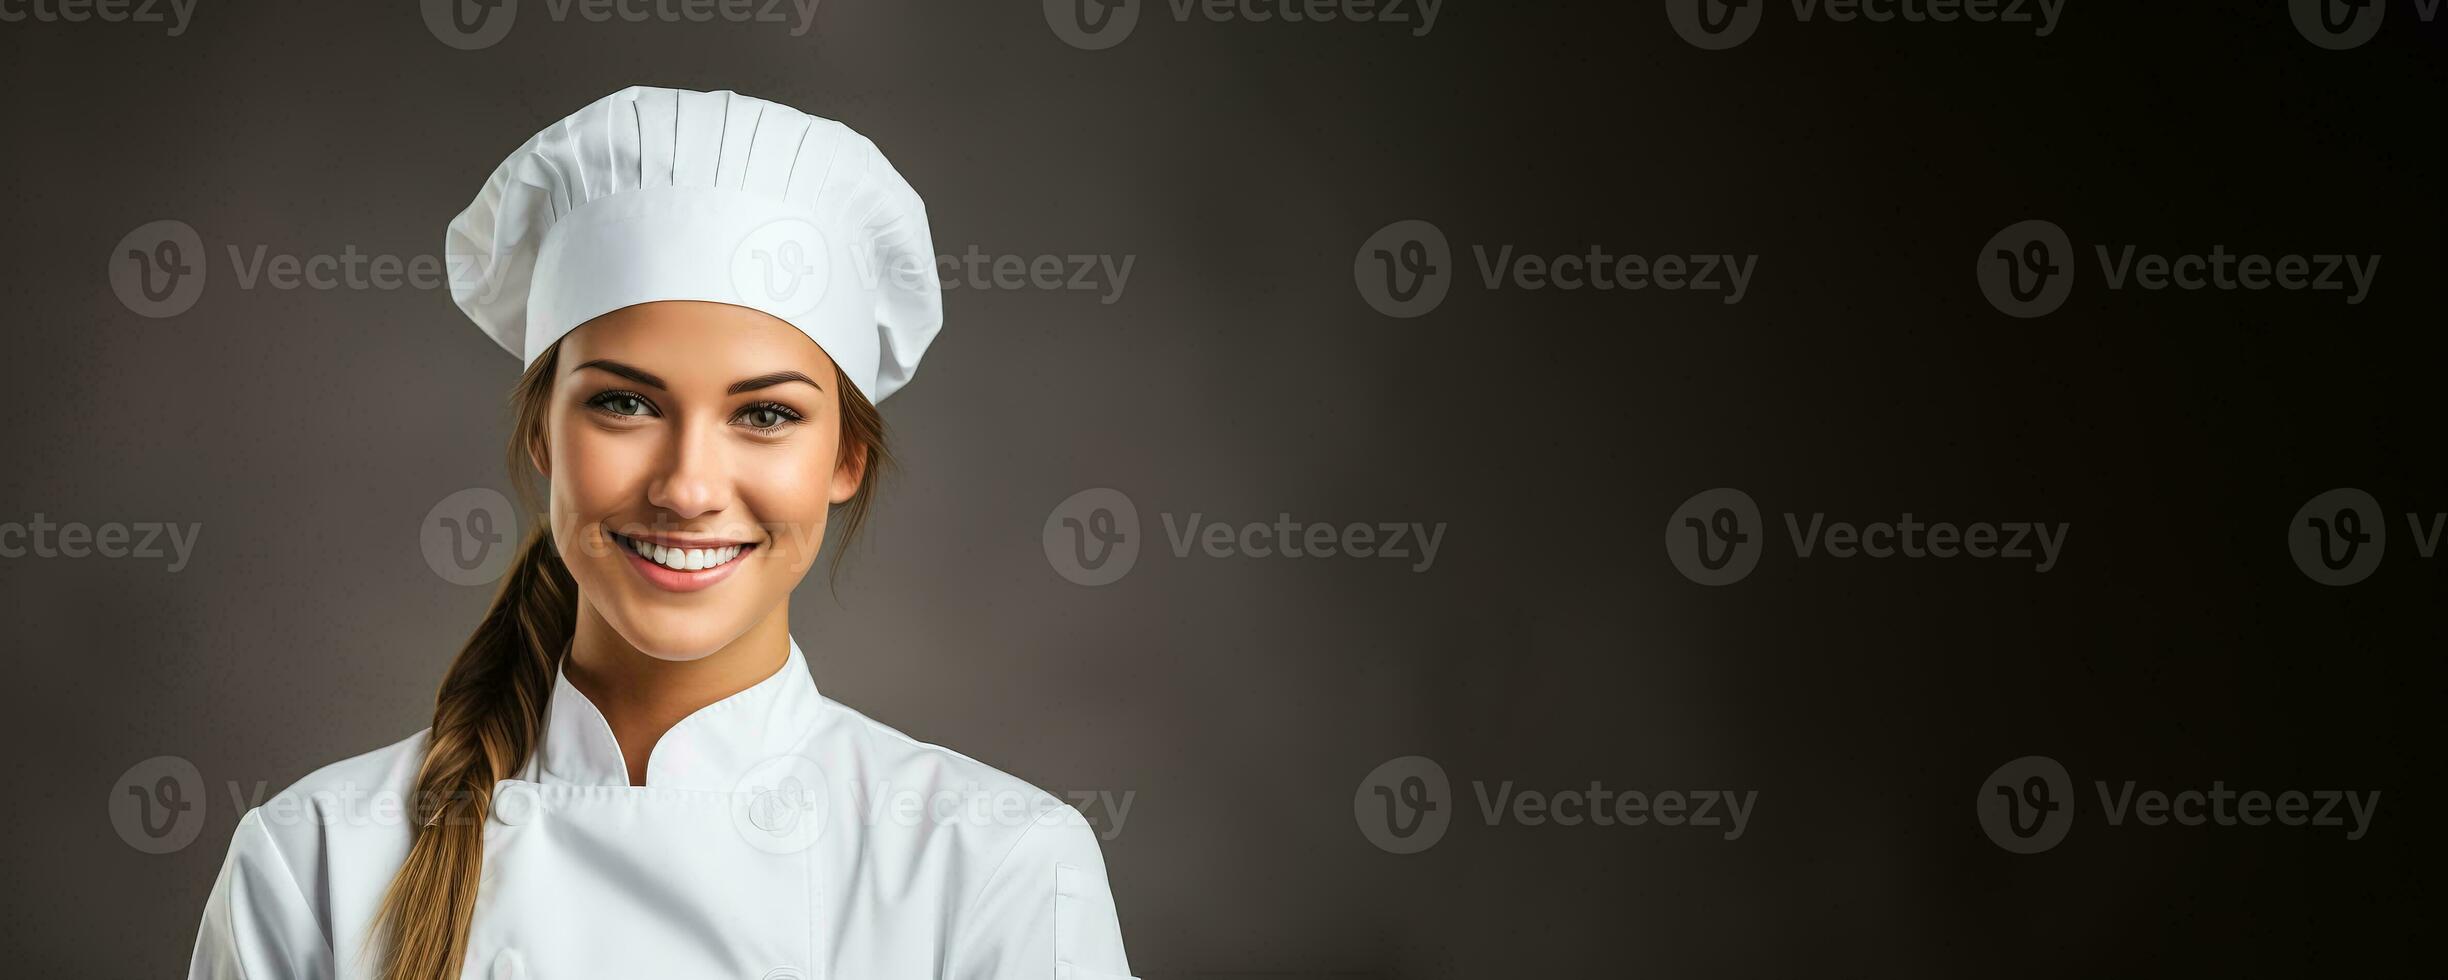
top-left (187, 86), bottom-right (1136, 980)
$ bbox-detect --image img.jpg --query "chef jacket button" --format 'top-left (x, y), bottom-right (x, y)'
top-left (492, 784), bottom-right (537, 826)
top-left (491, 948), bottom-right (526, 980)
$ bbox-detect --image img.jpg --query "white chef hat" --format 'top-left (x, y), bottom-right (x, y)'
top-left (446, 86), bottom-right (942, 403)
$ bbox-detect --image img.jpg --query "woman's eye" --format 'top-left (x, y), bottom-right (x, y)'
top-left (736, 403), bottom-right (805, 431)
top-left (588, 392), bottom-right (657, 417)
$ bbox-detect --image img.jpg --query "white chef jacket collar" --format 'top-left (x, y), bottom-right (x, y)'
top-left (527, 637), bottom-right (822, 791)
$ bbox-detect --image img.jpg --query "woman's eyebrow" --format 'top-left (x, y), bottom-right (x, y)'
top-left (572, 359), bottom-right (667, 390)
top-left (728, 371), bottom-right (823, 395)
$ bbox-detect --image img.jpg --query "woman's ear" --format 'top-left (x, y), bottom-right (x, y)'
top-left (527, 427), bottom-right (551, 481)
top-left (828, 438), bottom-right (868, 506)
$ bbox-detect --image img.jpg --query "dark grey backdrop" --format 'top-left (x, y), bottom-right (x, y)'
top-left (2, 1), bottom-right (2438, 976)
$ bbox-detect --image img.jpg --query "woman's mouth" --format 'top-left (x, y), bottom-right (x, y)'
top-left (610, 531), bottom-right (757, 593)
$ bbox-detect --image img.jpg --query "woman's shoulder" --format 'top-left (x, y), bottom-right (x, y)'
top-left (230, 729), bottom-right (432, 871)
top-left (809, 702), bottom-right (1133, 975)
top-left (260, 728), bottom-right (431, 821)
top-left (811, 696), bottom-right (1084, 828)
top-left (194, 728), bottom-right (435, 969)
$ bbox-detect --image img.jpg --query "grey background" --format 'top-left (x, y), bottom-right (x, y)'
top-left (2, 1), bottom-right (2438, 976)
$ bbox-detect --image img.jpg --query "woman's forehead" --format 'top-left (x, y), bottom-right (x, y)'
top-left (565, 301), bottom-right (840, 378)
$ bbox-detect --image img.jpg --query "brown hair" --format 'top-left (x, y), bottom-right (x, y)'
top-left (369, 342), bottom-right (888, 979)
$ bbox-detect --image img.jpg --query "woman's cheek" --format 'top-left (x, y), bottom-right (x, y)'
top-left (742, 441), bottom-right (834, 571)
top-left (554, 423), bottom-right (650, 550)
top-left (572, 429), bottom-right (648, 506)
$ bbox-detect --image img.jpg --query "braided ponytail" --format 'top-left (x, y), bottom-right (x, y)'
top-left (369, 347), bottom-right (573, 980)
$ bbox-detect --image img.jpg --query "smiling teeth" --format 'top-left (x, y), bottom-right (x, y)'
top-left (620, 535), bottom-right (745, 572)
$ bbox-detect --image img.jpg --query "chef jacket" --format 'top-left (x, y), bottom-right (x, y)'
top-left (187, 638), bottom-right (1136, 980)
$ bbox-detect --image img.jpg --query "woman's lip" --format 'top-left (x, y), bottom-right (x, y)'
top-left (613, 531), bottom-right (757, 548)
top-left (612, 534), bottom-right (756, 593)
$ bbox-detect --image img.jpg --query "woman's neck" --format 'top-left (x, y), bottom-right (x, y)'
top-left (561, 604), bottom-right (792, 786)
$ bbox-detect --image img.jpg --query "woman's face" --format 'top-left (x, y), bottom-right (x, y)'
top-left (538, 301), bottom-right (864, 661)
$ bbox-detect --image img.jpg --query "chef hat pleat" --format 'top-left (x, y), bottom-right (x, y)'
top-left (446, 86), bottom-right (943, 404)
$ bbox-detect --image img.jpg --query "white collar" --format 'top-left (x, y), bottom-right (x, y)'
top-left (526, 637), bottom-right (823, 791)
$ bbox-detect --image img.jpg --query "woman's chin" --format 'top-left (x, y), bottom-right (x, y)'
top-left (609, 624), bottom-right (736, 662)
top-left (593, 595), bottom-right (760, 662)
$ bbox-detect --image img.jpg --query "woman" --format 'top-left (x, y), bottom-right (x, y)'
top-left (187, 86), bottom-right (1136, 980)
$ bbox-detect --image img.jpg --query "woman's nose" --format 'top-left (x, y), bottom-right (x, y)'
top-left (645, 419), bottom-right (732, 519)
